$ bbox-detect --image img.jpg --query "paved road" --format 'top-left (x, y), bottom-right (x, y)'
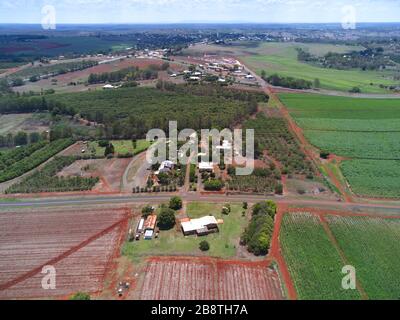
top-left (2, 193), bottom-right (400, 213)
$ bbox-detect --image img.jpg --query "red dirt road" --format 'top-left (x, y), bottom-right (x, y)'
top-left (270, 204), bottom-right (297, 300)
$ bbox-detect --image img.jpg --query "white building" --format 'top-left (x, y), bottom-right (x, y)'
top-left (156, 160), bottom-right (175, 174)
top-left (198, 162), bottom-right (214, 172)
top-left (181, 216), bottom-right (219, 236)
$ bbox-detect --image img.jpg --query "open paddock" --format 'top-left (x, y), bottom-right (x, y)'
top-left (0, 207), bottom-right (129, 299)
top-left (138, 257), bottom-right (284, 300)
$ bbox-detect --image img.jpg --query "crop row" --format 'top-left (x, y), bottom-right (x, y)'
top-left (6, 156), bottom-right (99, 194)
top-left (0, 139), bottom-right (73, 183)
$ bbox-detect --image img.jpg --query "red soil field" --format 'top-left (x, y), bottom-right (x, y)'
top-left (58, 158), bottom-right (131, 193)
top-left (0, 207), bottom-right (129, 299)
top-left (139, 257), bottom-right (284, 300)
top-left (54, 58), bottom-right (181, 83)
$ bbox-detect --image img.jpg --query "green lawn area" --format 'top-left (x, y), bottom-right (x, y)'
top-left (242, 42), bottom-right (396, 93)
top-left (280, 212), bottom-right (361, 300)
top-left (326, 215), bottom-right (400, 299)
top-left (122, 202), bottom-right (248, 260)
top-left (280, 93), bottom-right (400, 198)
top-left (88, 139), bottom-right (151, 157)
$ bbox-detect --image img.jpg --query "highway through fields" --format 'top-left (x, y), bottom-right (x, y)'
top-left (1, 193), bottom-right (400, 214)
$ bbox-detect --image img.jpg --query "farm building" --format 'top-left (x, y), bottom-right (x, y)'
top-left (144, 215), bottom-right (157, 231)
top-left (144, 230), bottom-right (154, 240)
top-left (137, 218), bottom-right (145, 234)
top-left (181, 216), bottom-right (219, 236)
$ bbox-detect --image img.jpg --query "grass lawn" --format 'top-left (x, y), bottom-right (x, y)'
top-left (326, 215), bottom-right (400, 299)
top-left (122, 202), bottom-right (248, 260)
top-left (88, 139), bottom-right (151, 157)
top-left (280, 212), bottom-right (361, 300)
top-left (242, 42), bottom-right (396, 93)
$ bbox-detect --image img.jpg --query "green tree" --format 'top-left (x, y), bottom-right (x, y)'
top-left (104, 143), bottom-right (115, 157)
top-left (157, 207), bottom-right (176, 230)
top-left (142, 205), bottom-right (154, 217)
top-left (199, 240), bottom-right (210, 251)
top-left (14, 131), bottom-right (28, 146)
top-left (204, 179), bottom-right (224, 191)
top-left (252, 200), bottom-right (277, 219)
top-left (313, 78), bottom-right (321, 88)
top-left (29, 132), bottom-right (41, 144)
top-left (69, 292), bottom-right (91, 300)
top-left (169, 196), bottom-right (183, 210)
top-left (261, 70), bottom-right (267, 79)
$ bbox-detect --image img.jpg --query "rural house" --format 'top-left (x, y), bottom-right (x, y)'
top-left (180, 216), bottom-right (219, 236)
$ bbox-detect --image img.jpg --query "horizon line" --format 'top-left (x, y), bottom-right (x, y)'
top-left (1, 21), bottom-right (400, 25)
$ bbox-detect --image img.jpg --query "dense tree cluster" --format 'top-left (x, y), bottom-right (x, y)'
top-left (204, 179), bottom-right (224, 191)
top-left (7, 60), bottom-right (98, 84)
top-left (88, 65), bottom-right (164, 84)
top-left (227, 165), bottom-right (282, 194)
top-left (243, 113), bottom-right (315, 177)
top-left (297, 47), bottom-right (394, 71)
top-left (265, 73), bottom-right (312, 90)
top-left (0, 131), bottom-right (43, 148)
top-left (241, 201), bottom-right (277, 256)
top-left (0, 95), bottom-right (75, 115)
top-left (6, 156), bottom-right (99, 194)
top-left (44, 86), bottom-right (258, 139)
top-left (156, 81), bottom-right (268, 104)
top-left (0, 138), bottom-right (73, 183)
top-left (157, 207), bottom-right (176, 230)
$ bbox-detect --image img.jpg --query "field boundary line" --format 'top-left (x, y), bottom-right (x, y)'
top-left (286, 207), bottom-right (400, 220)
top-left (318, 214), bottom-right (368, 300)
top-left (0, 212), bottom-right (131, 291)
top-left (270, 204), bottom-right (297, 300)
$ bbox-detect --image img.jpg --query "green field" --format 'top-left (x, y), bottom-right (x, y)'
top-left (122, 202), bottom-right (248, 260)
top-left (280, 212), bottom-right (361, 300)
top-left (304, 131), bottom-right (400, 159)
top-left (326, 215), bottom-right (400, 299)
top-left (88, 139), bottom-right (150, 157)
top-left (280, 93), bottom-right (400, 198)
top-left (243, 42), bottom-right (397, 93)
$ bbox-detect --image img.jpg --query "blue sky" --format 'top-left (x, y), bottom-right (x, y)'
top-left (0, 0), bottom-right (399, 24)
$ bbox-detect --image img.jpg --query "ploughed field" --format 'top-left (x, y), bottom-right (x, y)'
top-left (0, 207), bottom-right (128, 299)
top-left (139, 258), bottom-right (284, 300)
top-left (280, 211), bottom-right (400, 300)
top-left (280, 93), bottom-right (400, 198)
